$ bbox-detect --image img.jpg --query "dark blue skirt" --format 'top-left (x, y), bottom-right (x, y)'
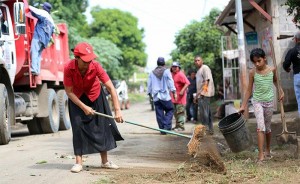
top-left (68, 88), bottom-right (123, 155)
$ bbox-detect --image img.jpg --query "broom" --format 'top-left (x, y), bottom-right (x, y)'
top-left (93, 111), bottom-right (205, 155)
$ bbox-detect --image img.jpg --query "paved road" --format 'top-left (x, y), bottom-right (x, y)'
top-left (0, 98), bottom-right (196, 184)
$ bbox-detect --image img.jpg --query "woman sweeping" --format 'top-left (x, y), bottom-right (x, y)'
top-left (64, 42), bottom-right (124, 173)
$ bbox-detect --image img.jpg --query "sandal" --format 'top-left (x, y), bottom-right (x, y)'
top-left (264, 152), bottom-right (273, 160)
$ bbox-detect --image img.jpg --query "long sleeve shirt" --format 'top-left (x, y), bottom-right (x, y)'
top-left (29, 6), bottom-right (54, 47)
top-left (283, 43), bottom-right (300, 74)
top-left (147, 67), bottom-right (176, 102)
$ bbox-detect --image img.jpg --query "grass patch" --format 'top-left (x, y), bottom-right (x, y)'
top-left (136, 72), bottom-right (148, 79)
top-left (128, 93), bottom-right (148, 104)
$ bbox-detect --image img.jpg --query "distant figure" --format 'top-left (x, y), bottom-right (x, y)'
top-left (28, 2), bottom-right (54, 75)
top-left (239, 48), bottom-right (284, 163)
top-left (194, 56), bottom-right (215, 135)
top-left (186, 69), bottom-right (198, 122)
top-left (147, 57), bottom-right (177, 134)
top-left (118, 80), bottom-right (130, 110)
top-left (283, 31), bottom-right (300, 119)
top-left (139, 82), bottom-right (144, 93)
top-left (170, 61), bottom-right (190, 131)
top-left (214, 83), bottom-right (224, 119)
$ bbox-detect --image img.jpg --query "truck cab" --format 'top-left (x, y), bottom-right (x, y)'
top-left (0, 0), bottom-right (70, 145)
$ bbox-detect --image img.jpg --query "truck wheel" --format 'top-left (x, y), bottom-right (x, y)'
top-left (27, 118), bottom-right (43, 134)
top-left (57, 90), bottom-right (70, 130)
top-left (0, 84), bottom-right (11, 145)
top-left (40, 89), bottom-right (59, 133)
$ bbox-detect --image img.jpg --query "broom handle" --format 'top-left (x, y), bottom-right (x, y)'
top-left (94, 111), bottom-right (191, 139)
top-left (269, 39), bottom-right (288, 132)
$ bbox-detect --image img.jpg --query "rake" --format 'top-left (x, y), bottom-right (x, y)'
top-left (269, 39), bottom-right (297, 145)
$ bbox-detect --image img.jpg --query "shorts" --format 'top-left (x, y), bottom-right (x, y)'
top-left (252, 100), bottom-right (273, 133)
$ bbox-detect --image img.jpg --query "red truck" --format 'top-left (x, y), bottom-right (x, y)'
top-left (0, 0), bottom-right (70, 145)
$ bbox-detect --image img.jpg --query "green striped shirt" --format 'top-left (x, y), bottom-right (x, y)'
top-left (253, 71), bottom-right (274, 102)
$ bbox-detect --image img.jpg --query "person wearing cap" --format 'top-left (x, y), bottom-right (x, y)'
top-left (64, 42), bottom-right (124, 173)
top-left (194, 56), bottom-right (215, 135)
top-left (28, 2), bottom-right (55, 75)
top-left (147, 57), bottom-right (177, 134)
top-left (170, 62), bottom-right (190, 131)
top-left (283, 31), bottom-right (300, 120)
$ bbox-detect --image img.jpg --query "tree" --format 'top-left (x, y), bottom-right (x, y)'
top-left (171, 8), bottom-right (224, 84)
top-left (285, 0), bottom-right (300, 28)
top-left (29, 0), bottom-right (90, 37)
top-left (29, 0), bottom-right (124, 80)
top-left (86, 37), bottom-right (123, 80)
top-left (89, 6), bottom-right (147, 79)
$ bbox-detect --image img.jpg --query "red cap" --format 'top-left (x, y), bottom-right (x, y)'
top-left (72, 42), bottom-right (97, 62)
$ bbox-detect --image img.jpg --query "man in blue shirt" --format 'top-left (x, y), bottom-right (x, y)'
top-left (29, 2), bottom-right (54, 75)
top-left (147, 57), bottom-right (177, 134)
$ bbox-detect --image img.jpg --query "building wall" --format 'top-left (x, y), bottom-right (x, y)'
top-left (274, 0), bottom-right (298, 111)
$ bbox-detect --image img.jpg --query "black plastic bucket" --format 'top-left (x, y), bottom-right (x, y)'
top-left (218, 113), bottom-right (253, 153)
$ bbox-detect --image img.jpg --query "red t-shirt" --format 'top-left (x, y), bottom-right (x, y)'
top-left (171, 71), bottom-right (190, 105)
top-left (63, 59), bottom-right (110, 102)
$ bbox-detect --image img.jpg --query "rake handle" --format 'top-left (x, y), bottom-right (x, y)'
top-left (94, 111), bottom-right (191, 139)
top-left (269, 39), bottom-right (288, 132)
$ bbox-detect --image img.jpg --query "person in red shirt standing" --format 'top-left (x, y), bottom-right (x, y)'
top-left (64, 42), bottom-right (124, 173)
top-left (171, 62), bottom-right (190, 131)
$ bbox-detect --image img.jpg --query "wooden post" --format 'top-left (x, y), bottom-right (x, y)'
top-left (235, 0), bottom-right (249, 118)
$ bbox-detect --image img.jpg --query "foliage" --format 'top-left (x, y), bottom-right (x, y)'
top-left (28, 0), bottom-right (125, 80)
top-left (29, 0), bottom-right (90, 37)
top-left (89, 6), bottom-right (147, 80)
top-left (171, 8), bottom-right (224, 84)
top-left (86, 37), bottom-right (123, 80)
top-left (128, 93), bottom-right (147, 104)
top-left (285, 0), bottom-right (300, 28)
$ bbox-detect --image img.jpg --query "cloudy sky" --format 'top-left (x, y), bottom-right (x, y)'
top-left (85, 0), bottom-right (230, 70)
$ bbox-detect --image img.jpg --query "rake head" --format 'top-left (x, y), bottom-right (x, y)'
top-left (276, 131), bottom-right (297, 145)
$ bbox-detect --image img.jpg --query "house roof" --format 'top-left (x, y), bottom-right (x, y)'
top-left (215, 0), bottom-right (267, 33)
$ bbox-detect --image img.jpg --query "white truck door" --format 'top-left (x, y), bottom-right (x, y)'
top-left (0, 5), bottom-right (17, 83)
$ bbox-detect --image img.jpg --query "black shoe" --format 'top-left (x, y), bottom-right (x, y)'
top-left (171, 127), bottom-right (178, 130)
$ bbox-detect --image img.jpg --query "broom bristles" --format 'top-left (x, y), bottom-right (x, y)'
top-left (187, 125), bottom-right (206, 156)
top-left (187, 124), bottom-right (226, 173)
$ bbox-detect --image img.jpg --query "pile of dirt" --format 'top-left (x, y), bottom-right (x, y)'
top-left (187, 125), bottom-right (226, 174)
top-left (153, 137), bottom-right (226, 183)
top-left (186, 136), bottom-right (226, 174)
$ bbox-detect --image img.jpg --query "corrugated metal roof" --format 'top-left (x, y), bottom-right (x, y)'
top-left (215, 0), bottom-right (265, 26)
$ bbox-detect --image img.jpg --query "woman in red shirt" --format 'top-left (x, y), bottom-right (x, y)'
top-left (64, 42), bottom-right (123, 173)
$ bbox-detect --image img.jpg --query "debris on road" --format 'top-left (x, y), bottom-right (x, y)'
top-left (35, 160), bottom-right (47, 164)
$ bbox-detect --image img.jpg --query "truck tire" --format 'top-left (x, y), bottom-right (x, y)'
top-left (27, 118), bottom-right (43, 134)
top-left (40, 89), bottom-right (59, 133)
top-left (0, 84), bottom-right (11, 145)
top-left (57, 90), bottom-right (71, 130)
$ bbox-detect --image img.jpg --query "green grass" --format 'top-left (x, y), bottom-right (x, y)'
top-left (128, 93), bottom-right (148, 104)
top-left (136, 72), bottom-right (148, 79)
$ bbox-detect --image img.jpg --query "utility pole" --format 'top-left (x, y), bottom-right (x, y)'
top-left (235, 0), bottom-right (249, 118)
